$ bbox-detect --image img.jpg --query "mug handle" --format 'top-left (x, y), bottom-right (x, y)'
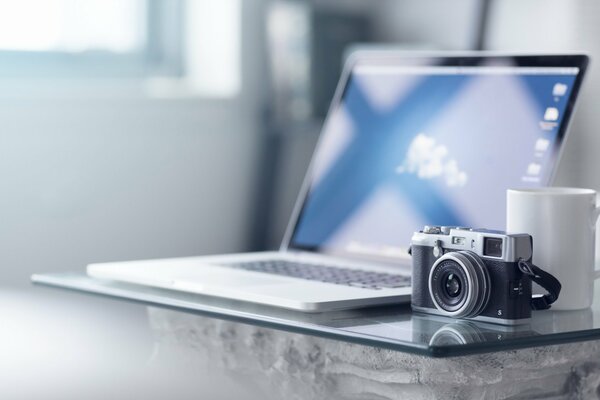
top-left (595, 205), bottom-right (600, 279)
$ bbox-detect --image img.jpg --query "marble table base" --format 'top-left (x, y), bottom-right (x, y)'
top-left (147, 307), bottom-right (600, 400)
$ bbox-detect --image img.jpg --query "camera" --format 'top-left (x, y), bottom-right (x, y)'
top-left (410, 225), bottom-right (536, 325)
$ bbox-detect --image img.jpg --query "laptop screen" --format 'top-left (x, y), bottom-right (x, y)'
top-left (288, 55), bottom-right (586, 262)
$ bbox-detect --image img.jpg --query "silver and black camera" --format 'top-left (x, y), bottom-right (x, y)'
top-left (410, 226), bottom-right (561, 325)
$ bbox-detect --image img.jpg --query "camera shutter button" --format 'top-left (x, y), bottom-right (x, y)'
top-left (432, 240), bottom-right (443, 258)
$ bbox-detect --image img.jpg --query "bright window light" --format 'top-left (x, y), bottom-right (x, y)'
top-left (0, 0), bottom-right (241, 98)
top-left (0, 0), bottom-right (146, 53)
top-left (185, 0), bottom-right (241, 96)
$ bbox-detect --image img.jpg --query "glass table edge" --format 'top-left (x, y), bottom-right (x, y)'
top-left (31, 272), bottom-right (433, 356)
top-left (30, 272), bottom-right (600, 358)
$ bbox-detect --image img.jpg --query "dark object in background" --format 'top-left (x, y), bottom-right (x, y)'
top-left (250, 3), bottom-right (373, 251)
top-left (310, 10), bottom-right (371, 118)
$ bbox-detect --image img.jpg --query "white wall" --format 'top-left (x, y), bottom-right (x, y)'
top-left (0, 1), bottom-right (269, 285)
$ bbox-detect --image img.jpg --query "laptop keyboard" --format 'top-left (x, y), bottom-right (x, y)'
top-left (219, 260), bottom-right (411, 290)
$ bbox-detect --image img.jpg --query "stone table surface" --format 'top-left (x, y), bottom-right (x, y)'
top-left (147, 307), bottom-right (600, 400)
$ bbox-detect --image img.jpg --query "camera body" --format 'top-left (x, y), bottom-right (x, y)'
top-left (411, 226), bottom-right (534, 325)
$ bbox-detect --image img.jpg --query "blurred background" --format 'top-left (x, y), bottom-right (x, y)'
top-left (1, 0), bottom-right (599, 286)
top-left (1, 0), bottom-right (599, 398)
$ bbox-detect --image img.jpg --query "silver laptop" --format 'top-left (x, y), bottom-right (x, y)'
top-left (88, 53), bottom-right (588, 312)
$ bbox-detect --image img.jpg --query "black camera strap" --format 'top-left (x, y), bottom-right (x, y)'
top-left (517, 259), bottom-right (562, 310)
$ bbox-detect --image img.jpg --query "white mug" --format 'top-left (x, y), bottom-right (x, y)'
top-left (506, 187), bottom-right (600, 310)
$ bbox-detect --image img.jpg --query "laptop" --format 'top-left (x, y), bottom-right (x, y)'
top-left (88, 53), bottom-right (588, 312)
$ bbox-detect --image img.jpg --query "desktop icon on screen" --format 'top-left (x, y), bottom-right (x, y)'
top-left (527, 163), bottom-right (542, 176)
top-left (535, 138), bottom-right (550, 153)
top-left (544, 107), bottom-right (559, 121)
top-left (553, 83), bottom-right (568, 97)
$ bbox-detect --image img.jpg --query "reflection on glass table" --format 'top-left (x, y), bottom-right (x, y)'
top-left (32, 272), bottom-right (600, 357)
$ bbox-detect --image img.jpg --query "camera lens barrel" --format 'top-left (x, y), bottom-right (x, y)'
top-left (428, 251), bottom-right (491, 318)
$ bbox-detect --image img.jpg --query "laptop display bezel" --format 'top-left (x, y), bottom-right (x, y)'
top-left (281, 52), bottom-right (589, 264)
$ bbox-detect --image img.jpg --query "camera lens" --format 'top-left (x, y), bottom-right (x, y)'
top-left (429, 260), bottom-right (469, 312)
top-left (445, 274), bottom-right (461, 297)
top-left (428, 251), bottom-right (491, 318)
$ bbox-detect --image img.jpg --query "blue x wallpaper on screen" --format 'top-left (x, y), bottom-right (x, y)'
top-left (291, 66), bottom-right (578, 259)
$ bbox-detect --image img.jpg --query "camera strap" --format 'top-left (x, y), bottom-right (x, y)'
top-left (517, 259), bottom-right (562, 310)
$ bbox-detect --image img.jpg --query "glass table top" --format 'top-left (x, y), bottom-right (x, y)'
top-left (32, 272), bottom-right (600, 358)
